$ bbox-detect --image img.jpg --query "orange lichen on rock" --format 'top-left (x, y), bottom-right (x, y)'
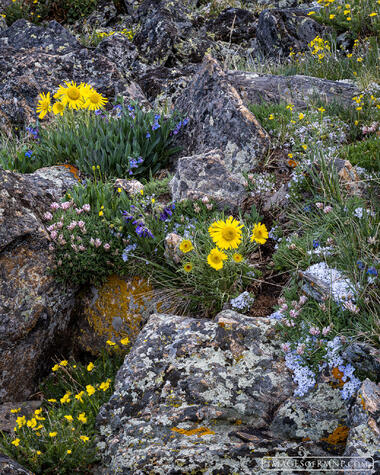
top-left (321, 425), bottom-right (349, 446)
top-left (84, 274), bottom-right (162, 344)
top-left (60, 164), bottom-right (80, 181)
top-left (171, 427), bottom-right (215, 437)
top-left (331, 367), bottom-right (345, 388)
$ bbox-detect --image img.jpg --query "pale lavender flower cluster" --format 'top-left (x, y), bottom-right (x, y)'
top-left (230, 291), bottom-right (255, 311)
top-left (284, 351), bottom-right (317, 397)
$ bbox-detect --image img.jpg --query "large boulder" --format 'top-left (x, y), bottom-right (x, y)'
top-left (0, 21), bottom-right (147, 130)
top-left (205, 8), bottom-right (257, 43)
top-left (169, 149), bottom-right (247, 211)
top-left (174, 55), bottom-right (270, 174)
top-left (256, 8), bottom-right (327, 57)
top-left (97, 311), bottom-right (295, 473)
top-left (0, 166), bottom-right (77, 402)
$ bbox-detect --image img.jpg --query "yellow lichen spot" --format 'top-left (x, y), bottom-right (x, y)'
top-left (358, 393), bottom-right (367, 411)
top-left (171, 427), bottom-right (215, 438)
top-left (82, 275), bottom-right (169, 353)
top-left (321, 425), bottom-right (349, 446)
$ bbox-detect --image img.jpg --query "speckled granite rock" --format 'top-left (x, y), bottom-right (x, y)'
top-left (0, 19), bottom-right (80, 54)
top-left (175, 55), bottom-right (270, 174)
top-left (344, 380), bottom-right (380, 475)
top-left (170, 149), bottom-right (247, 211)
top-left (0, 15), bottom-right (6, 32)
top-left (227, 71), bottom-right (359, 109)
top-left (271, 383), bottom-right (349, 450)
top-left (0, 166), bottom-right (77, 402)
top-left (0, 454), bottom-right (32, 475)
top-left (97, 311), bottom-right (295, 473)
top-left (0, 43), bottom-right (146, 130)
top-left (256, 8), bottom-right (327, 57)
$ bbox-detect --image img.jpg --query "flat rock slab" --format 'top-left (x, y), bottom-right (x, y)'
top-left (0, 454), bottom-right (32, 475)
top-left (227, 71), bottom-right (358, 109)
top-left (97, 310), bottom-right (295, 473)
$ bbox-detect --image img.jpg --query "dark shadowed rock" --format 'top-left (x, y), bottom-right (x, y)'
top-left (227, 71), bottom-right (359, 109)
top-left (133, 0), bottom-right (211, 66)
top-left (175, 55), bottom-right (270, 173)
top-left (0, 45), bottom-right (147, 129)
top-left (257, 8), bottom-right (326, 57)
top-left (97, 311), bottom-right (295, 473)
top-left (0, 19), bottom-right (80, 54)
top-left (0, 454), bottom-right (32, 475)
top-left (169, 149), bottom-right (247, 211)
top-left (0, 166), bottom-right (77, 402)
top-left (0, 400), bottom-right (42, 432)
top-left (206, 8), bottom-right (257, 43)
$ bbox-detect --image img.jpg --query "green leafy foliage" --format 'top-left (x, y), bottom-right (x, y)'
top-left (33, 104), bottom-right (183, 179)
top-left (0, 349), bottom-right (125, 474)
top-left (341, 137), bottom-right (380, 172)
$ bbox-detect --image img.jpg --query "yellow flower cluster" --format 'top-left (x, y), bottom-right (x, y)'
top-left (36, 81), bottom-right (108, 119)
top-left (308, 36), bottom-right (331, 61)
top-left (178, 217), bottom-right (268, 272)
top-left (96, 28), bottom-right (134, 41)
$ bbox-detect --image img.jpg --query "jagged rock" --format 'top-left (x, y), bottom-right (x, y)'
top-left (97, 311), bottom-right (295, 473)
top-left (169, 149), bottom-right (247, 211)
top-left (227, 71), bottom-right (359, 109)
top-left (94, 33), bottom-right (144, 78)
top-left (256, 8), bottom-right (327, 57)
top-left (164, 232), bottom-right (182, 264)
top-left (0, 19), bottom-right (80, 54)
top-left (271, 383), bottom-right (349, 452)
top-left (82, 0), bottom-right (119, 28)
top-left (0, 166), bottom-right (77, 402)
top-left (133, 0), bottom-right (211, 66)
top-left (0, 42), bottom-right (147, 129)
top-left (206, 8), bottom-right (257, 43)
top-left (344, 380), bottom-right (380, 475)
top-left (0, 454), bottom-right (32, 475)
top-left (332, 158), bottom-right (361, 195)
top-left (175, 55), bottom-right (270, 174)
top-left (342, 344), bottom-right (380, 384)
top-left (0, 400), bottom-right (42, 432)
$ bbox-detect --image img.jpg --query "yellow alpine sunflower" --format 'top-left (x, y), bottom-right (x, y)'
top-left (209, 216), bottom-right (243, 250)
top-left (52, 101), bottom-right (65, 116)
top-left (250, 222), bottom-right (269, 245)
top-left (179, 239), bottom-right (194, 253)
top-left (36, 92), bottom-right (51, 119)
top-left (207, 248), bottom-right (227, 271)
top-left (84, 89), bottom-right (108, 111)
top-left (54, 81), bottom-right (84, 109)
top-left (183, 262), bottom-right (193, 272)
top-left (232, 253), bottom-right (243, 263)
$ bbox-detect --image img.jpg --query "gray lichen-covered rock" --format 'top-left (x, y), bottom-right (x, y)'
top-left (0, 45), bottom-right (146, 129)
top-left (0, 454), bottom-right (32, 475)
top-left (170, 149), bottom-right (247, 211)
top-left (271, 383), bottom-right (348, 446)
top-left (344, 379), bottom-right (380, 474)
top-left (227, 71), bottom-right (359, 109)
top-left (206, 8), bottom-right (257, 43)
top-left (0, 19), bottom-right (80, 54)
top-left (175, 55), bottom-right (270, 174)
top-left (0, 166), bottom-right (77, 402)
top-left (256, 8), bottom-right (326, 57)
top-left (97, 311), bottom-right (295, 473)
